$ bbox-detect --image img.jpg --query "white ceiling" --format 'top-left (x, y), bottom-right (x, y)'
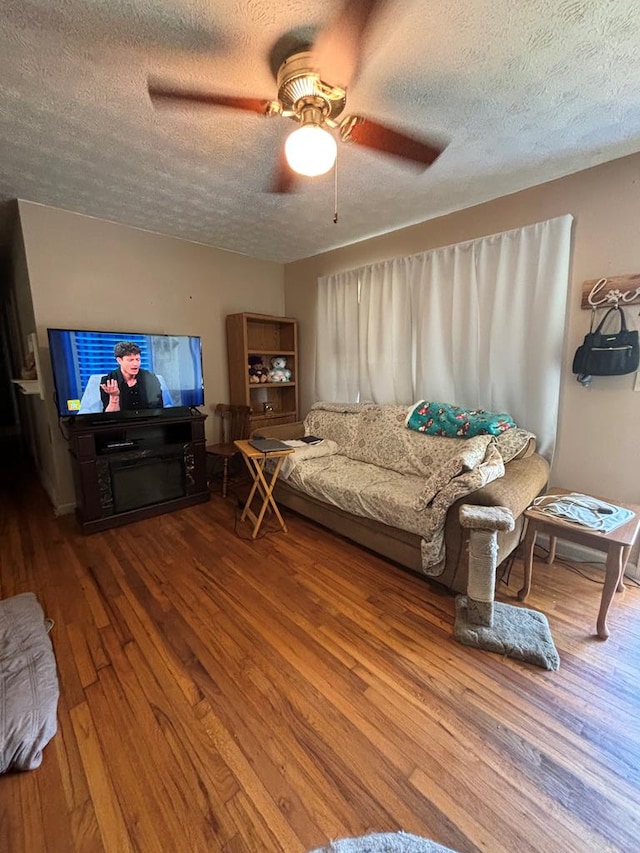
top-left (2, 0), bottom-right (640, 263)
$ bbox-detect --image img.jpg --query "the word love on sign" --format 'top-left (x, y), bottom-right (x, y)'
top-left (581, 274), bottom-right (640, 309)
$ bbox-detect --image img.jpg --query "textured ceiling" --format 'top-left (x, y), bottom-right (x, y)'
top-left (2, 0), bottom-right (640, 263)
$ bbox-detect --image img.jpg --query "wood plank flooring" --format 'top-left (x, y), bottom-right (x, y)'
top-left (2, 460), bottom-right (640, 852)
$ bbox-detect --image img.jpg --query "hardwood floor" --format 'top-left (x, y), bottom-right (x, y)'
top-left (2, 465), bottom-right (640, 852)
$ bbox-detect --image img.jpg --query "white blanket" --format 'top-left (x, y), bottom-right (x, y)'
top-left (279, 439), bottom-right (339, 480)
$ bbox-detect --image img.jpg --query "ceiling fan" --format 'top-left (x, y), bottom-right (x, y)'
top-left (148, 0), bottom-right (445, 193)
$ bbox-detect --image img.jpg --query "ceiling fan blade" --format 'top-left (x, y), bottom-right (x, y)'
top-left (340, 116), bottom-right (444, 168)
top-left (269, 150), bottom-right (297, 194)
top-left (312, 0), bottom-right (385, 88)
top-left (148, 81), bottom-right (274, 115)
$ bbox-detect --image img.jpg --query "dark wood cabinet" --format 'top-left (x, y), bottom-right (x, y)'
top-left (67, 412), bottom-right (209, 533)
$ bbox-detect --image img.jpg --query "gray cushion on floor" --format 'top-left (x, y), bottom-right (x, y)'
top-left (0, 592), bottom-right (60, 773)
top-left (454, 595), bottom-right (560, 671)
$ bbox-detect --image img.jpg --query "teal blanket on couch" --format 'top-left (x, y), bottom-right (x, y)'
top-left (406, 400), bottom-right (516, 438)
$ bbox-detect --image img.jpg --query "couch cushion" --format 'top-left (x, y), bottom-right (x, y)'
top-left (287, 455), bottom-right (429, 536)
top-left (304, 406), bottom-right (363, 454)
top-left (307, 403), bottom-right (483, 481)
top-left (341, 405), bottom-right (423, 471)
top-left (307, 403), bottom-right (535, 480)
top-left (494, 427), bottom-right (536, 462)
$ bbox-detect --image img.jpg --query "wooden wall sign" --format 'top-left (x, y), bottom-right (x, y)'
top-left (582, 274), bottom-right (640, 309)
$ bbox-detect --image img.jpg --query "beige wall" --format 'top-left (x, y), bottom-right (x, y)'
top-left (10, 219), bottom-right (54, 494)
top-left (285, 152), bottom-right (640, 505)
top-left (18, 200), bottom-right (284, 511)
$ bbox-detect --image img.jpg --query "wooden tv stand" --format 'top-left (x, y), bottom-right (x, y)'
top-left (67, 411), bottom-right (209, 533)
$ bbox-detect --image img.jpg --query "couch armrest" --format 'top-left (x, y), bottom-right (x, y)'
top-left (251, 421), bottom-right (305, 440)
top-left (440, 452), bottom-right (550, 592)
top-left (452, 452), bottom-right (550, 519)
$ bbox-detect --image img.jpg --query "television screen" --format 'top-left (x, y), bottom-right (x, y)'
top-left (47, 328), bottom-right (204, 419)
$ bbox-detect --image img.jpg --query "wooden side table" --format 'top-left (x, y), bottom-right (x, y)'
top-left (519, 488), bottom-right (640, 639)
top-left (234, 440), bottom-right (294, 539)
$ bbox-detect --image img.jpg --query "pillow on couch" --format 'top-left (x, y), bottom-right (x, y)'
top-left (0, 592), bottom-right (59, 773)
top-left (494, 427), bottom-right (537, 462)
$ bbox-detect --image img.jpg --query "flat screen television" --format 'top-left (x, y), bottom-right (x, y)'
top-left (47, 328), bottom-right (204, 421)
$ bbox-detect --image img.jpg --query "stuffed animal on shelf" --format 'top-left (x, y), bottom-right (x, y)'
top-left (248, 355), bottom-right (269, 383)
top-left (268, 355), bottom-right (292, 382)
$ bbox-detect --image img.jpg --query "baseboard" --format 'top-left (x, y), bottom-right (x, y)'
top-left (535, 532), bottom-right (639, 580)
top-left (53, 502), bottom-right (76, 517)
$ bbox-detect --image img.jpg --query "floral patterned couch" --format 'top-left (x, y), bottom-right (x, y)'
top-left (256, 402), bottom-right (550, 593)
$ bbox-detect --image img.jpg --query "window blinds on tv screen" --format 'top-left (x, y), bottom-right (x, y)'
top-left (47, 328), bottom-right (204, 418)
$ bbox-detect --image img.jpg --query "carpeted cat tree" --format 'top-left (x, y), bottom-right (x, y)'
top-left (454, 504), bottom-right (560, 670)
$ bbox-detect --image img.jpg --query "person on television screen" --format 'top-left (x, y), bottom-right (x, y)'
top-left (100, 341), bottom-right (163, 412)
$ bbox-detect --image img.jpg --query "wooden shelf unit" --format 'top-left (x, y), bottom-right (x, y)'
top-left (226, 312), bottom-right (299, 432)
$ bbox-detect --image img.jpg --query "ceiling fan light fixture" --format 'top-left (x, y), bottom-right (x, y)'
top-left (285, 124), bottom-right (337, 177)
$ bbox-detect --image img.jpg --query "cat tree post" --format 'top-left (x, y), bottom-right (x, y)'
top-left (459, 504), bottom-right (515, 625)
top-left (454, 504), bottom-right (560, 670)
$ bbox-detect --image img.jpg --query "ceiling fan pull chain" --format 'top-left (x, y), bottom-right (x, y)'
top-left (333, 149), bottom-right (339, 224)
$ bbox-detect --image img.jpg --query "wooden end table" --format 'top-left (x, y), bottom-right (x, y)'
top-left (519, 487), bottom-right (640, 639)
top-left (234, 440), bottom-right (294, 539)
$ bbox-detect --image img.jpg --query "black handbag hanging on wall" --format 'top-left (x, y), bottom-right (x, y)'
top-left (572, 305), bottom-right (640, 384)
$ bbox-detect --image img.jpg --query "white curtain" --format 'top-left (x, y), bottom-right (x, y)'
top-left (315, 267), bottom-right (360, 403)
top-left (315, 215), bottom-right (573, 459)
